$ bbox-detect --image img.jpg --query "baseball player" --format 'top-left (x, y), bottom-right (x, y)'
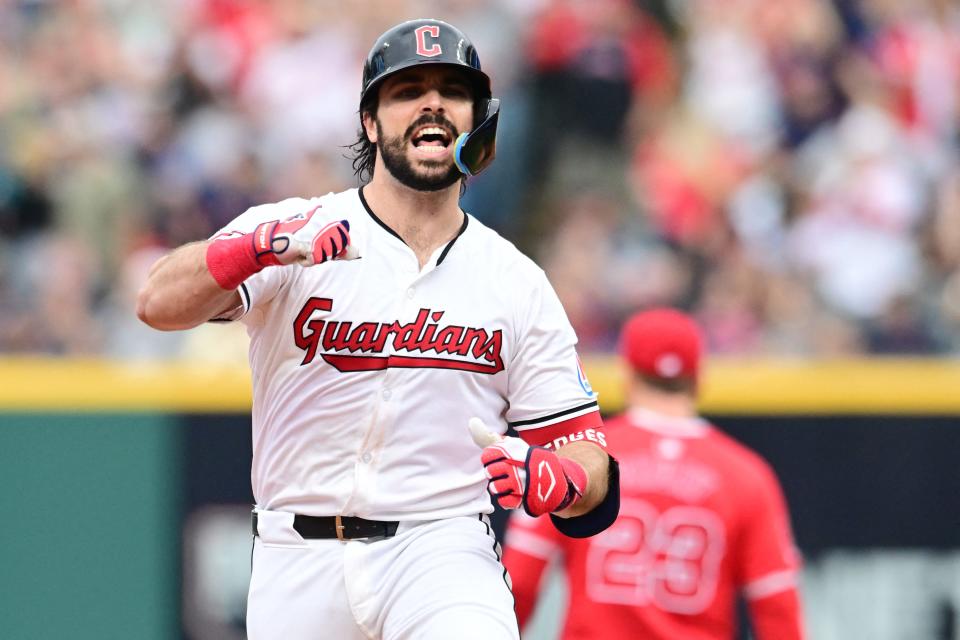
top-left (137, 19), bottom-right (619, 640)
top-left (503, 308), bottom-right (805, 640)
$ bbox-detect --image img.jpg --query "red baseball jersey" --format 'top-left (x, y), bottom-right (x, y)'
top-left (503, 409), bottom-right (804, 640)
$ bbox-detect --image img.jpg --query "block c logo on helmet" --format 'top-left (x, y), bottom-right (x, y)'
top-left (415, 25), bottom-right (442, 57)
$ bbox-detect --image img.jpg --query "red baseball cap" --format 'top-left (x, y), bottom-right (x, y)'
top-left (619, 308), bottom-right (704, 382)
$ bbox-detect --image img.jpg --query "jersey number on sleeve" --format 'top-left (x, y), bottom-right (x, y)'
top-left (585, 498), bottom-right (726, 614)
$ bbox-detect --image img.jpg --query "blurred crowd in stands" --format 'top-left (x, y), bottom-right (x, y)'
top-left (1, 0), bottom-right (959, 359)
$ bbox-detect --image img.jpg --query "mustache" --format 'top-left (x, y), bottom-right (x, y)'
top-left (403, 114), bottom-right (460, 141)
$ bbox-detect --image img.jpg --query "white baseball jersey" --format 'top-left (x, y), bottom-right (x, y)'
top-left (214, 187), bottom-right (603, 520)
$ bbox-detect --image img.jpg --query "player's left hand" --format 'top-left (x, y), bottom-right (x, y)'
top-left (468, 418), bottom-right (588, 517)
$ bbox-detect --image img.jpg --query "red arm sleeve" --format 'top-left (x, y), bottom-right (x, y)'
top-left (735, 460), bottom-right (806, 640)
top-left (748, 588), bottom-right (805, 640)
top-left (515, 409), bottom-right (606, 450)
top-left (501, 511), bottom-right (565, 629)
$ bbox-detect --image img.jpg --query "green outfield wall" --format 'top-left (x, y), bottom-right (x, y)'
top-left (0, 413), bottom-right (179, 640)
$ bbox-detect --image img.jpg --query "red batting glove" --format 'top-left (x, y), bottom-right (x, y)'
top-left (206, 204), bottom-right (356, 290)
top-left (253, 206), bottom-right (353, 267)
top-left (470, 419), bottom-right (588, 517)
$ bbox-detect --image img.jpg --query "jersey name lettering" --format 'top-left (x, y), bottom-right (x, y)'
top-left (618, 453), bottom-right (720, 502)
top-left (294, 297), bottom-right (504, 373)
top-left (545, 429), bottom-right (607, 450)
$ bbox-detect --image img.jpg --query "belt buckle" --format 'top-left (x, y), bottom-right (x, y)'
top-left (335, 515), bottom-right (346, 541)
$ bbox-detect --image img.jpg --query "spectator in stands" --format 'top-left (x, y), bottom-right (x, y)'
top-left (0, 0), bottom-right (957, 358)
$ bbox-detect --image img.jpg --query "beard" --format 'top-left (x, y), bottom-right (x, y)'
top-left (376, 115), bottom-right (463, 192)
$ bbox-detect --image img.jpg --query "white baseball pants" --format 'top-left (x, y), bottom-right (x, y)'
top-left (247, 510), bottom-right (520, 640)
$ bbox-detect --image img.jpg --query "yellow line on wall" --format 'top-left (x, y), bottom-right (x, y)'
top-left (698, 358), bottom-right (960, 415)
top-left (593, 356), bottom-right (960, 415)
top-left (0, 356), bottom-right (958, 414)
top-left (0, 358), bottom-right (252, 413)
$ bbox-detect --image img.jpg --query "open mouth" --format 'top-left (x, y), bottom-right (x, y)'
top-left (411, 126), bottom-right (453, 154)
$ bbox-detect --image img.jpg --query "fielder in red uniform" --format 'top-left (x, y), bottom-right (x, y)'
top-left (502, 308), bottom-right (805, 640)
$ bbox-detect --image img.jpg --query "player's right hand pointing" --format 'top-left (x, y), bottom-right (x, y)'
top-left (254, 206), bottom-right (359, 267)
top-left (468, 418), bottom-right (588, 517)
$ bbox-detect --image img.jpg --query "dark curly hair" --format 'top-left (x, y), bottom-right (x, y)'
top-left (347, 96), bottom-right (378, 185)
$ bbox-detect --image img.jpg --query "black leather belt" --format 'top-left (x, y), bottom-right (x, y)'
top-left (252, 511), bottom-right (400, 541)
